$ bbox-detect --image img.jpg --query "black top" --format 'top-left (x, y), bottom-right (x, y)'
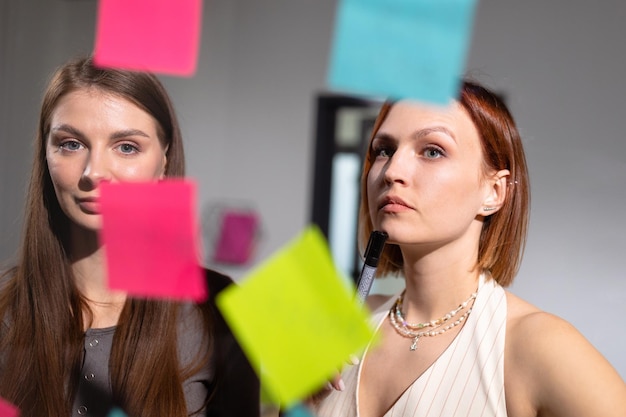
top-left (203, 268), bottom-right (260, 417)
top-left (69, 268), bottom-right (260, 417)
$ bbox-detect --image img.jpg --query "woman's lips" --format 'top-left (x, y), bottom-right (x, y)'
top-left (77, 197), bottom-right (100, 214)
top-left (379, 196), bottom-right (412, 212)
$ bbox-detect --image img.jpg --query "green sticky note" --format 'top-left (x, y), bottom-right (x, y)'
top-left (328, 0), bottom-right (478, 105)
top-left (216, 225), bottom-right (374, 406)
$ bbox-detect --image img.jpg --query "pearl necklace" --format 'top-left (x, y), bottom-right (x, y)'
top-left (388, 290), bottom-right (477, 351)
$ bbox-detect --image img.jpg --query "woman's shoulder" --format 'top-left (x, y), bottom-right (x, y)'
top-left (505, 291), bottom-right (599, 368)
top-left (504, 291), bottom-right (626, 417)
top-left (197, 268), bottom-right (261, 416)
top-left (505, 291), bottom-right (585, 353)
top-left (176, 268), bottom-right (231, 366)
top-left (173, 267), bottom-right (240, 350)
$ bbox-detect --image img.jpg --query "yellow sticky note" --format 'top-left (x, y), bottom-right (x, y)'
top-left (216, 225), bottom-right (375, 406)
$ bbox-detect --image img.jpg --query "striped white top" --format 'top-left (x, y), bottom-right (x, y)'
top-left (313, 277), bottom-right (508, 417)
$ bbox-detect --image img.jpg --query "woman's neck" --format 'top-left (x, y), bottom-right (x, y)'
top-left (398, 242), bottom-right (481, 324)
top-left (68, 227), bottom-right (127, 329)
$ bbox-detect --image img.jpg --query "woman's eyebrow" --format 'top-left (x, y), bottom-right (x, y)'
top-left (412, 126), bottom-right (456, 142)
top-left (49, 125), bottom-right (151, 141)
top-left (109, 129), bottom-right (151, 140)
top-left (50, 124), bottom-right (86, 140)
top-left (374, 126), bottom-right (456, 143)
top-left (373, 131), bottom-right (395, 141)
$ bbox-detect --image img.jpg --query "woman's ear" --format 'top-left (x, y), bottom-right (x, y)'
top-left (159, 145), bottom-right (169, 179)
top-left (480, 169), bottom-right (510, 216)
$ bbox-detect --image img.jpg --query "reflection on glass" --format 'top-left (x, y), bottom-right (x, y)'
top-left (328, 153), bottom-right (361, 285)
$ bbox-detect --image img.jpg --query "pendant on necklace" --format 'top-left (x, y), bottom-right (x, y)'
top-left (410, 336), bottom-right (419, 351)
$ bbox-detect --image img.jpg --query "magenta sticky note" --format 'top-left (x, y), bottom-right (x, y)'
top-left (99, 180), bottom-right (206, 301)
top-left (213, 210), bottom-right (259, 265)
top-left (0, 397), bottom-right (19, 417)
top-left (94, 0), bottom-right (202, 76)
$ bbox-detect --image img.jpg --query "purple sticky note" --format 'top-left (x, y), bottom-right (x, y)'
top-left (0, 397), bottom-right (19, 417)
top-left (100, 180), bottom-right (206, 301)
top-left (94, 0), bottom-right (203, 76)
top-left (213, 210), bottom-right (259, 265)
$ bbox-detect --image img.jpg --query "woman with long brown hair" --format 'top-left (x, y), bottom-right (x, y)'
top-left (311, 80), bottom-right (626, 416)
top-left (0, 56), bottom-right (259, 417)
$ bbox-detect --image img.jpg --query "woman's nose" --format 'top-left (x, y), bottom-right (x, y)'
top-left (81, 150), bottom-right (111, 186)
top-left (383, 149), bottom-right (411, 186)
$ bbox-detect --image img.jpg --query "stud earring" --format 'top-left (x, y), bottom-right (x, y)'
top-left (483, 207), bottom-right (497, 212)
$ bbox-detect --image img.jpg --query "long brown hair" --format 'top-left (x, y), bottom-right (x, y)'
top-left (0, 56), bottom-right (211, 416)
top-left (358, 80), bottom-right (530, 287)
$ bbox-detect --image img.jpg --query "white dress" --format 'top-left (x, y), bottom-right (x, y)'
top-left (313, 276), bottom-right (508, 417)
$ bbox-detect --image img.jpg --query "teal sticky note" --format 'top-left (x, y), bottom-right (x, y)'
top-left (328, 0), bottom-right (478, 105)
top-left (107, 408), bottom-right (127, 417)
top-left (283, 403), bottom-right (315, 417)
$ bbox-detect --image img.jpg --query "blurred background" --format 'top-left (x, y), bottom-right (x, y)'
top-left (1, 0), bottom-right (624, 379)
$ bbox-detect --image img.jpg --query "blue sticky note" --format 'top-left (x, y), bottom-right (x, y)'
top-left (107, 408), bottom-right (127, 417)
top-left (283, 403), bottom-right (315, 417)
top-left (328, 0), bottom-right (478, 105)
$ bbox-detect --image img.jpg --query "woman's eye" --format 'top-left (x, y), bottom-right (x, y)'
top-left (117, 143), bottom-right (139, 154)
top-left (59, 140), bottom-right (83, 152)
top-left (373, 146), bottom-right (393, 158)
top-left (423, 146), bottom-right (445, 159)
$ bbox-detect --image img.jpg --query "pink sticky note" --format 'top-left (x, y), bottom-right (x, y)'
top-left (0, 397), bottom-right (19, 417)
top-left (100, 180), bottom-right (206, 301)
top-left (213, 210), bottom-right (259, 265)
top-left (94, 0), bottom-right (203, 76)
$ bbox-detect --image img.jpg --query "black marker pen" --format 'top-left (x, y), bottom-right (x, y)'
top-left (356, 231), bottom-right (388, 303)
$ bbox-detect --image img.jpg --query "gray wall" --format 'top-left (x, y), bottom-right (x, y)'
top-left (1, 0), bottom-right (624, 379)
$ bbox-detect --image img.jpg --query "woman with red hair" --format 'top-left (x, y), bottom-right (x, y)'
top-left (311, 80), bottom-right (626, 417)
